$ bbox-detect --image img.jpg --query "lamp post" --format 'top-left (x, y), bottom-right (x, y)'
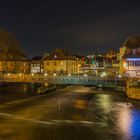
top-left (115, 72), bottom-right (117, 84)
top-left (84, 73), bottom-right (88, 82)
top-left (101, 72), bottom-right (107, 85)
top-left (44, 73), bottom-right (48, 82)
top-left (78, 64), bottom-right (81, 84)
top-left (95, 70), bottom-right (98, 85)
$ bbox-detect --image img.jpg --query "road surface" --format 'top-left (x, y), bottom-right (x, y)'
top-left (0, 85), bottom-right (140, 140)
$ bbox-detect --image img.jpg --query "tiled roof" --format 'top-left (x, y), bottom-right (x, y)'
top-left (31, 56), bottom-right (42, 61)
top-left (121, 36), bottom-right (140, 48)
top-left (43, 48), bottom-right (78, 60)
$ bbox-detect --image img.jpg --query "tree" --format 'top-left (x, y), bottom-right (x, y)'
top-left (0, 28), bottom-right (28, 61)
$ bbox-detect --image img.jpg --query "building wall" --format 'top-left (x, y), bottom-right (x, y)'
top-left (125, 60), bottom-right (140, 77)
top-left (0, 61), bottom-right (30, 73)
top-left (43, 60), bottom-right (78, 75)
top-left (119, 46), bottom-right (126, 60)
top-left (31, 61), bottom-right (43, 74)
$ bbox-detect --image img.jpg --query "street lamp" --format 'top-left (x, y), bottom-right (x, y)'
top-left (101, 72), bottom-right (107, 85)
top-left (44, 73), bottom-right (48, 81)
top-left (84, 74), bottom-right (87, 77)
top-left (31, 73), bottom-right (34, 76)
top-left (44, 73), bottom-right (48, 76)
top-left (7, 73), bottom-right (11, 76)
top-left (118, 74), bottom-right (122, 78)
top-left (84, 73), bottom-right (88, 82)
top-left (78, 64), bottom-right (81, 84)
top-left (19, 73), bottom-right (22, 76)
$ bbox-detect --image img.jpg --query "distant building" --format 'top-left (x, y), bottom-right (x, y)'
top-left (119, 36), bottom-right (140, 77)
top-left (0, 29), bottom-right (30, 74)
top-left (43, 49), bottom-right (79, 75)
top-left (31, 56), bottom-right (43, 74)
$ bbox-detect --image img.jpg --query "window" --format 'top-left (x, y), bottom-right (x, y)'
top-left (135, 61), bottom-right (140, 66)
top-left (53, 62), bottom-right (56, 66)
top-left (61, 62), bottom-right (63, 65)
top-left (53, 68), bottom-right (56, 73)
top-left (47, 62), bottom-right (50, 65)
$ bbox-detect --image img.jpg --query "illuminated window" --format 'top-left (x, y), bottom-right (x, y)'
top-left (135, 61), bottom-right (140, 66)
top-left (61, 62), bottom-right (63, 65)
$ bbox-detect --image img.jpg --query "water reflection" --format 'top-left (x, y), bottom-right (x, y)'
top-left (131, 110), bottom-right (140, 139)
top-left (73, 99), bottom-right (87, 110)
top-left (93, 93), bottom-right (140, 139)
top-left (117, 103), bottom-right (132, 139)
top-left (0, 83), bottom-right (42, 103)
top-left (98, 94), bottom-right (111, 111)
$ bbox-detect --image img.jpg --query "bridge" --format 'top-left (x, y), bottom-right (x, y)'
top-left (0, 74), bottom-right (125, 91)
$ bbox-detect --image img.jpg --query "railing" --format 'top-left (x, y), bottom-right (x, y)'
top-left (0, 74), bottom-right (125, 87)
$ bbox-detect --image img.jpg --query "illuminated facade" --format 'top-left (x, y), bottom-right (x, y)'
top-left (119, 36), bottom-right (140, 75)
top-left (125, 58), bottom-right (140, 77)
top-left (0, 60), bottom-right (30, 74)
top-left (0, 29), bottom-right (30, 74)
top-left (43, 49), bottom-right (79, 75)
top-left (31, 56), bottom-right (43, 74)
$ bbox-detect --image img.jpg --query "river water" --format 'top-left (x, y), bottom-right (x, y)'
top-left (0, 83), bottom-right (42, 103)
top-left (0, 83), bottom-right (140, 139)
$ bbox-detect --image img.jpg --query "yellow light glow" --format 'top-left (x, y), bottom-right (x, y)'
top-left (118, 74), bottom-right (122, 78)
top-left (123, 62), bottom-right (127, 68)
top-left (84, 74), bottom-right (87, 77)
top-left (31, 73), bottom-right (34, 76)
top-left (61, 62), bottom-right (64, 65)
top-left (44, 73), bottom-right (48, 76)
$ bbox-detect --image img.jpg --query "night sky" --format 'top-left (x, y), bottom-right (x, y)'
top-left (0, 0), bottom-right (140, 58)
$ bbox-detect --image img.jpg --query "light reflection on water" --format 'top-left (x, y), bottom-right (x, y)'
top-left (116, 103), bottom-right (140, 139)
top-left (131, 110), bottom-right (140, 139)
top-left (93, 94), bottom-right (140, 139)
top-left (117, 103), bottom-right (132, 139)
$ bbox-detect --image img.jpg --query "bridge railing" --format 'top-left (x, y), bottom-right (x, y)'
top-left (0, 74), bottom-right (125, 86)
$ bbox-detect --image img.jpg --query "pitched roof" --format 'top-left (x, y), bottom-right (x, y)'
top-left (31, 56), bottom-right (42, 61)
top-left (121, 36), bottom-right (140, 49)
top-left (43, 48), bottom-right (78, 60)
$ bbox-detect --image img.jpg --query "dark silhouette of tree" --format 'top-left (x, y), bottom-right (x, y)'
top-left (0, 28), bottom-right (28, 61)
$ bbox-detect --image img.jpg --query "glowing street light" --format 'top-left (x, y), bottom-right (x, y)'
top-left (84, 74), bottom-right (87, 77)
top-left (118, 74), bottom-right (122, 78)
top-left (19, 73), bottom-right (22, 76)
top-left (31, 73), bottom-right (34, 76)
top-left (102, 72), bottom-right (106, 76)
top-left (101, 72), bottom-right (107, 85)
top-left (44, 73), bottom-right (48, 76)
top-left (53, 73), bottom-right (57, 76)
top-left (101, 72), bottom-right (106, 77)
top-left (7, 73), bottom-right (11, 76)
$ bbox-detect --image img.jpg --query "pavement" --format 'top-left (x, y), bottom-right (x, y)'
top-left (0, 85), bottom-right (139, 140)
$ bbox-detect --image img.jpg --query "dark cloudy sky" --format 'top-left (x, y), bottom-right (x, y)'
top-left (0, 0), bottom-right (140, 57)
